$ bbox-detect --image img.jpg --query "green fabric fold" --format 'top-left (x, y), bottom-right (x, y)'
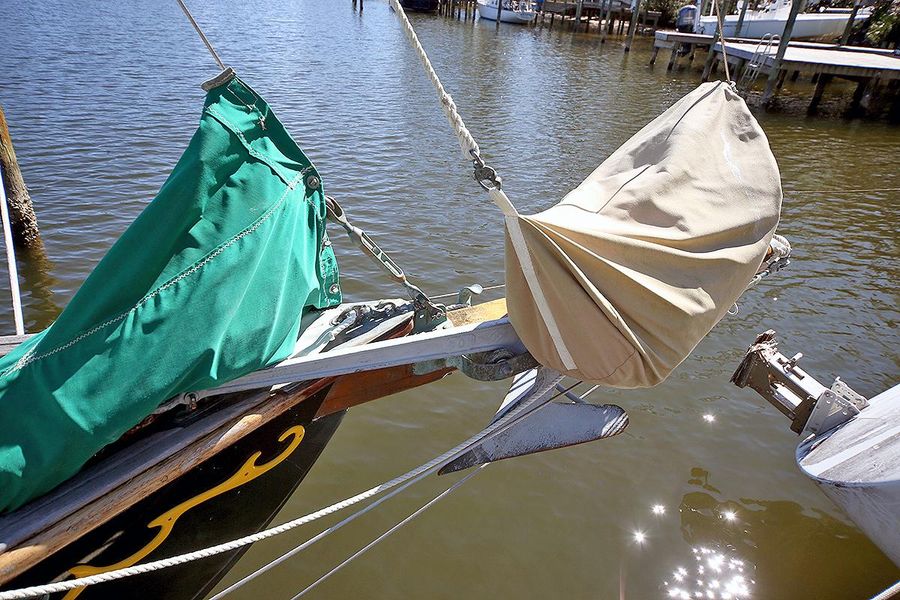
top-left (0, 73), bottom-right (341, 512)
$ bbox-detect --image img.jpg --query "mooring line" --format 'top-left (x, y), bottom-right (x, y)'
top-left (0, 374), bottom-right (568, 600)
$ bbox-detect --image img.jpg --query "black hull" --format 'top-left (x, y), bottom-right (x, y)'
top-left (3, 389), bottom-right (344, 599)
top-left (400, 0), bottom-right (440, 12)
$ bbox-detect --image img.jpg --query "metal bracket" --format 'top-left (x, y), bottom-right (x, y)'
top-left (324, 195), bottom-right (447, 333)
top-left (470, 150), bottom-right (502, 191)
top-left (456, 284), bottom-right (483, 307)
top-left (413, 348), bottom-right (539, 381)
top-left (731, 330), bottom-right (868, 436)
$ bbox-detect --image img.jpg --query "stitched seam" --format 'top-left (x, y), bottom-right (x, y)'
top-left (3, 173), bottom-right (304, 377)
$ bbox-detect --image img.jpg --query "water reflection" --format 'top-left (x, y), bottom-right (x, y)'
top-left (15, 244), bottom-right (60, 332)
top-left (664, 546), bottom-right (754, 599)
top-left (672, 467), bottom-right (898, 599)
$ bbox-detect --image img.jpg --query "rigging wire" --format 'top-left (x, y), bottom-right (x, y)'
top-left (0, 377), bottom-right (574, 600)
top-left (289, 465), bottom-right (488, 599)
top-left (0, 168), bottom-right (25, 335)
top-left (209, 380), bottom-right (577, 600)
top-left (175, 0), bottom-right (227, 71)
top-left (430, 283), bottom-right (506, 300)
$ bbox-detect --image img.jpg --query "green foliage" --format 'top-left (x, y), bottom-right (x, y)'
top-left (646, 0), bottom-right (685, 26)
top-left (865, 0), bottom-right (900, 46)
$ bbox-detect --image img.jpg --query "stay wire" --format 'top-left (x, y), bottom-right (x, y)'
top-left (289, 465), bottom-right (488, 599)
top-left (175, 0), bottom-right (227, 71)
top-left (0, 377), bottom-right (573, 600)
top-left (209, 380), bottom-right (577, 600)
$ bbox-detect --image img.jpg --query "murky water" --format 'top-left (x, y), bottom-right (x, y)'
top-left (0, 0), bottom-right (898, 598)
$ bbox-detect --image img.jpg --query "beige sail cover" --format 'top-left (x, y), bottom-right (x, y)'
top-left (505, 82), bottom-right (781, 387)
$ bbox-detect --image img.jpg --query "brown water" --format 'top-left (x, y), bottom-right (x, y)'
top-left (0, 1), bottom-right (898, 598)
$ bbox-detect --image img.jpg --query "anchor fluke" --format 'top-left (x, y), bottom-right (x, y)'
top-left (439, 368), bottom-right (628, 475)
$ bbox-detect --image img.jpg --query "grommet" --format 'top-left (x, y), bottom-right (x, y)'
top-left (322, 238), bottom-right (332, 248)
top-left (306, 175), bottom-right (320, 190)
top-left (329, 283), bottom-right (340, 294)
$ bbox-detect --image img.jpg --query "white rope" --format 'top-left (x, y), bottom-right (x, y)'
top-left (388, 0), bottom-right (479, 161)
top-left (0, 373), bottom-right (562, 600)
top-left (870, 580), bottom-right (900, 600)
top-left (211, 376), bottom-right (565, 598)
top-left (388, 0), bottom-right (519, 217)
top-left (713, 0), bottom-right (732, 82)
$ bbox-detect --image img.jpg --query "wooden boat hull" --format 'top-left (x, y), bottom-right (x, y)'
top-left (0, 300), bottom-right (510, 597)
top-left (1, 391), bottom-right (344, 599)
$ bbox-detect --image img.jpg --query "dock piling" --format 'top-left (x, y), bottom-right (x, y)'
top-left (840, 0), bottom-right (861, 45)
top-left (762, 0), bottom-right (801, 105)
top-left (0, 106), bottom-right (41, 249)
top-left (624, 0), bottom-right (643, 52)
top-left (807, 73), bottom-right (833, 114)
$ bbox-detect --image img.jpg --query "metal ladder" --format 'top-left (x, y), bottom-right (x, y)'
top-left (738, 33), bottom-right (779, 91)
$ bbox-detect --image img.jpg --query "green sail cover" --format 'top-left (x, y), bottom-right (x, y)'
top-left (0, 72), bottom-right (341, 512)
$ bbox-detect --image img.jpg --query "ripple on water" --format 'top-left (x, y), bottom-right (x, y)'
top-left (0, 1), bottom-right (897, 598)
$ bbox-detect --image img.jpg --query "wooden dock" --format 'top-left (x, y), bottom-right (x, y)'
top-left (651, 30), bottom-right (900, 115)
top-left (430, 0), bottom-right (661, 42)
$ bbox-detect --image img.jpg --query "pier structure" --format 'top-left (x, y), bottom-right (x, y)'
top-left (651, 30), bottom-right (900, 114)
top-left (431, 0), bottom-right (661, 40)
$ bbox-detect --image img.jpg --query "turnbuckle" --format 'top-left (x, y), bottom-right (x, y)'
top-left (471, 150), bottom-right (502, 191)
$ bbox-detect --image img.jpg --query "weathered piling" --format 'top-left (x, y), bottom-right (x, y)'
top-left (0, 106), bottom-right (41, 249)
top-left (761, 0), bottom-right (801, 104)
top-left (623, 0), bottom-right (642, 51)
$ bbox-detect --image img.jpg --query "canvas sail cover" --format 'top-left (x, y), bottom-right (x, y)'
top-left (0, 71), bottom-right (341, 512)
top-left (506, 82), bottom-right (781, 387)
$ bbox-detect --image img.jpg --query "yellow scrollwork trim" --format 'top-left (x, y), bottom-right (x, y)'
top-left (62, 425), bottom-right (305, 599)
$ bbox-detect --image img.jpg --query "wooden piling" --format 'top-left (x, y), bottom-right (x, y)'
top-left (624, 0), bottom-right (643, 52)
top-left (847, 78), bottom-right (869, 116)
top-left (600, 1), bottom-right (612, 43)
top-left (0, 106), bottom-right (41, 249)
top-left (762, 0), bottom-right (801, 105)
top-left (840, 0), bottom-right (860, 45)
top-left (668, 43), bottom-right (682, 70)
top-left (807, 73), bottom-right (832, 114)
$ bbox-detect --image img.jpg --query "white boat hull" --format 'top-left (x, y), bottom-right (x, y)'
top-left (797, 383), bottom-right (900, 566)
top-left (698, 11), bottom-right (868, 39)
top-left (477, 1), bottom-right (536, 23)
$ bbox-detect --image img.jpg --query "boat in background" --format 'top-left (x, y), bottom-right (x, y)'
top-left (697, 0), bottom-right (871, 39)
top-left (732, 331), bottom-right (900, 567)
top-left (477, 0), bottom-right (537, 24)
top-left (400, 0), bottom-right (440, 12)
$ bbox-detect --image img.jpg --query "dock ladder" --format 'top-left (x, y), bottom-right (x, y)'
top-left (738, 33), bottom-right (779, 91)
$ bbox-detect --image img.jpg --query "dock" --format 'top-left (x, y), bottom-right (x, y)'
top-left (652, 30), bottom-right (900, 115)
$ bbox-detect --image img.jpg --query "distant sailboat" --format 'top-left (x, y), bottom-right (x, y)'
top-left (477, 0), bottom-right (537, 24)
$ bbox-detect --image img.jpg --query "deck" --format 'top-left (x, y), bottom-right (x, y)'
top-left (651, 29), bottom-right (900, 114)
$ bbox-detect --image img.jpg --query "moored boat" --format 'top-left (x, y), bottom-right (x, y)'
top-left (697, 0), bottom-right (871, 39)
top-left (0, 0), bottom-right (807, 597)
top-left (400, 0), bottom-right (440, 12)
top-left (732, 331), bottom-right (900, 567)
top-left (476, 0), bottom-right (537, 24)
